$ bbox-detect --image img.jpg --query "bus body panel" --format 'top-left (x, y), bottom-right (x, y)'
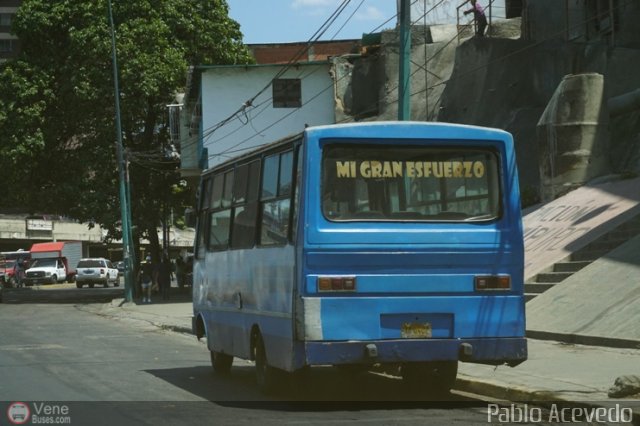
top-left (303, 338), bottom-right (527, 366)
top-left (193, 246), bottom-right (296, 370)
top-left (300, 295), bottom-right (524, 341)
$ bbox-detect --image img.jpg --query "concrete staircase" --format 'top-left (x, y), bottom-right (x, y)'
top-left (525, 213), bottom-right (640, 301)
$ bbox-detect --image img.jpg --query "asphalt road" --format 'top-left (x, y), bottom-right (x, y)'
top-left (0, 303), bottom-right (506, 426)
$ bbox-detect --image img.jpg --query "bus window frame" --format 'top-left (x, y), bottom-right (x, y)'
top-left (230, 159), bottom-right (261, 250)
top-left (320, 143), bottom-right (503, 223)
top-left (258, 149), bottom-right (296, 247)
top-left (205, 167), bottom-right (234, 252)
top-left (195, 141), bottom-right (301, 255)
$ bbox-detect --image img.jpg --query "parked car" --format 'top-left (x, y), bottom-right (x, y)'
top-left (76, 258), bottom-right (120, 288)
top-left (24, 258), bottom-right (67, 285)
top-left (24, 242), bottom-right (82, 285)
top-left (1, 259), bottom-right (25, 288)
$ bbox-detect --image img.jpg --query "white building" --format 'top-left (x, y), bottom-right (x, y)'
top-left (179, 61), bottom-right (337, 176)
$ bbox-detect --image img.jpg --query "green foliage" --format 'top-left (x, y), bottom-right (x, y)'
top-left (0, 0), bottom-right (252, 248)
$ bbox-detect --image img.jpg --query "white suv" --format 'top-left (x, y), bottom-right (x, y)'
top-left (76, 258), bottom-right (120, 288)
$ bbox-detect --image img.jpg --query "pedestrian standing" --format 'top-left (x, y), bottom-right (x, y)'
top-left (140, 256), bottom-right (154, 304)
top-left (464, 0), bottom-right (488, 37)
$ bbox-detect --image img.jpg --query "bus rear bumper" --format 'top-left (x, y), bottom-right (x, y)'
top-left (304, 337), bottom-right (527, 367)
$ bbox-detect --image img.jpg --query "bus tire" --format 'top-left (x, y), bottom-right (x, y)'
top-left (254, 333), bottom-right (278, 395)
top-left (210, 350), bottom-right (233, 375)
top-left (401, 361), bottom-right (458, 396)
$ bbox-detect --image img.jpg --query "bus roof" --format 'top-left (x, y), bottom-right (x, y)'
top-left (202, 121), bottom-right (513, 176)
top-left (305, 121), bottom-right (512, 141)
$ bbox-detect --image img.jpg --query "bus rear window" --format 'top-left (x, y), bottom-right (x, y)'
top-left (322, 144), bottom-right (501, 222)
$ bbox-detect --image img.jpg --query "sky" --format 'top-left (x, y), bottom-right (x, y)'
top-left (226, 0), bottom-right (397, 44)
top-left (226, 0), bottom-right (506, 45)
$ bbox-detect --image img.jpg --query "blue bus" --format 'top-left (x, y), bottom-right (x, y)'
top-left (192, 121), bottom-right (527, 394)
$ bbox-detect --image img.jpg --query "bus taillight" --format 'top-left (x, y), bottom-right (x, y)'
top-left (318, 276), bottom-right (357, 292)
top-left (475, 275), bottom-right (511, 291)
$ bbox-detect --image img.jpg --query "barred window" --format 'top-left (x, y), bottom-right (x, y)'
top-left (272, 79), bottom-right (301, 108)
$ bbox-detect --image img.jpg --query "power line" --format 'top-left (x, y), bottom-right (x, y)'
top-left (205, 0), bottom-right (452, 159)
top-left (176, 60), bottom-right (327, 155)
top-left (197, 0), bottom-right (619, 165)
top-left (341, 0), bottom-right (634, 123)
top-left (199, 0), bottom-right (353, 142)
top-left (181, 0), bottom-right (432, 154)
top-left (176, 0), bottom-right (357, 155)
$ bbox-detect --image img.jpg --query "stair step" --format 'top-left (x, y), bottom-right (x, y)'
top-left (570, 248), bottom-right (611, 261)
top-left (524, 282), bottom-right (555, 293)
top-left (602, 230), bottom-right (640, 242)
top-left (585, 240), bottom-right (630, 252)
top-left (553, 260), bottom-right (591, 273)
top-left (525, 293), bottom-right (537, 302)
top-left (534, 272), bottom-right (573, 283)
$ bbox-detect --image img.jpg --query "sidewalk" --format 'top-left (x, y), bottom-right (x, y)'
top-left (88, 296), bottom-right (640, 418)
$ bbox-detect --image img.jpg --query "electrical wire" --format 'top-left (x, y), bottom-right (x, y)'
top-left (193, 0), bottom-right (629, 168)
top-left (180, 0), bottom-right (432, 155)
top-left (204, 0), bottom-right (451, 160)
top-left (175, 0), bottom-right (356, 154)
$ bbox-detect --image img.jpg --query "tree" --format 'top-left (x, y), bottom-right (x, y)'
top-left (0, 0), bottom-right (253, 257)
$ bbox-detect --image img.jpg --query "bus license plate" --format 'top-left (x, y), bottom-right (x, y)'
top-left (401, 322), bottom-right (432, 339)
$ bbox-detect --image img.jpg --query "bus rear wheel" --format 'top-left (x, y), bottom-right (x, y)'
top-left (254, 333), bottom-right (279, 394)
top-left (210, 350), bottom-right (233, 375)
top-left (401, 361), bottom-right (458, 396)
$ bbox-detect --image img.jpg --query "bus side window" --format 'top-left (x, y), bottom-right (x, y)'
top-left (260, 151), bottom-right (293, 246)
top-left (195, 177), bottom-right (212, 259)
top-left (208, 210), bottom-right (231, 250)
top-left (208, 171), bottom-right (233, 251)
top-left (231, 161), bottom-right (260, 249)
top-left (291, 146), bottom-right (302, 241)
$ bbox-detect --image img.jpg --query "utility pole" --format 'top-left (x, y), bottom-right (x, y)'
top-left (108, 0), bottom-right (135, 302)
top-left (398, 0), bottom-right (412, 121)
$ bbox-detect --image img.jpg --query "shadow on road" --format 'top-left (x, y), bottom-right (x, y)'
top-left (145, 364), bottom-right (478, 409)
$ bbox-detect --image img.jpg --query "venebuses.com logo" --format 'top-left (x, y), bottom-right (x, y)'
top-left (7, 402), bottom-right (30, 425)
top-left (6, 401), bottom-right (71, 425)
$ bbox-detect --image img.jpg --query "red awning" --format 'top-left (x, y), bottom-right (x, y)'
top-left (30, 242), bottom-right (65, 253)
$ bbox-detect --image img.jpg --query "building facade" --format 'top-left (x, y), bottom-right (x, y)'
top-left (178, 40), bottom-right (360, 182)
top-left (0, 0), bottom-right (20, 61)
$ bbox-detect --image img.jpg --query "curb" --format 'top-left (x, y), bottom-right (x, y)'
top-left (526, 330), bottom-right (640, 351)
top-left (97, 299), bottom-right (194, 336)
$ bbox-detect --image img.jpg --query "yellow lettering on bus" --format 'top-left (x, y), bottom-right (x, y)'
top-left (452, 161), bottom-right (463, 177)
top-left (406, 161), bottom-right (416, 177)
top-left (444, 162), bottom-right (452, 178)
top-left (433, 162), bottom-right (444, 178)
top-left (463, 162), bottom-right (473, 178)
top-left (393, 161), bottom-right (403, 177)
top-left (473, 161), bottom-right (485, 178)
top-left (371, 161), bottom-right (382, 178)
top-left (420, 162), bottom-right (428, 178)
top-left (360, 161), bottom-right (371, 178)
top-left (336, 161), bottom-right (353, 178)
top-left (382, 161), bottom-right (393, 177)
